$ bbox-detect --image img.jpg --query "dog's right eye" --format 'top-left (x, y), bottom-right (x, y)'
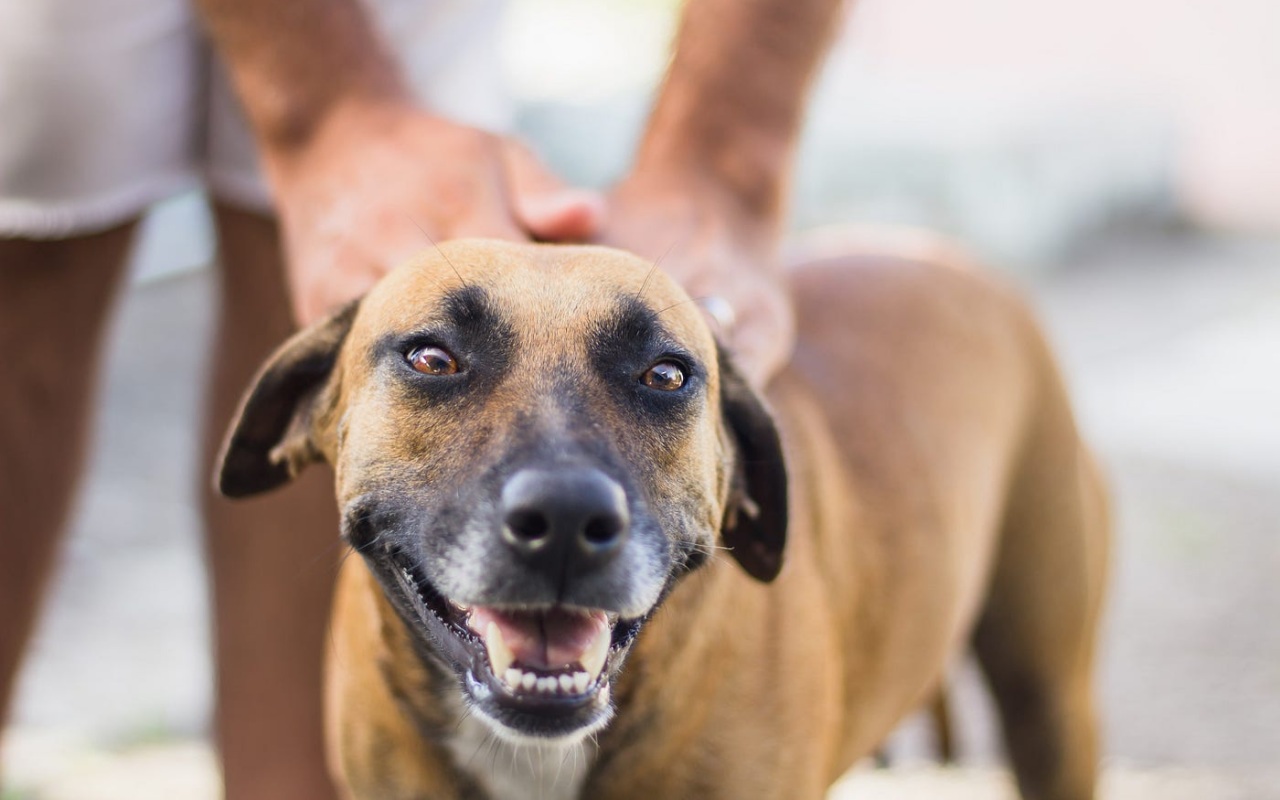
top-left (641, 360), bottom-right (686, 391)
top-left (407, 346), bottom-right (460, 376)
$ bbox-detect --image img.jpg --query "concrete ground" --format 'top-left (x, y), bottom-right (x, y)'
top-left (2, 231), bottom-right (1278, 798)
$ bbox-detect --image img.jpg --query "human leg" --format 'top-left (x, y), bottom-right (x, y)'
top-left (0, 225), bottom-right (136, 734)
top-left (201, 203), bottom-right (341, 800)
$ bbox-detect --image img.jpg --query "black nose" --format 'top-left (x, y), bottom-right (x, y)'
top-left (500, 468), bottom-right (630, 572)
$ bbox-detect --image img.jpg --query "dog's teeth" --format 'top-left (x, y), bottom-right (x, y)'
top-left (572, 672), bottom-right (590, 694)
top-left (484, 622), bottom-right (515, 676)
top-left (581, 628), bottom-right (609, 681)
top-left (537, 676), bottom-right (558, 694)
top-left (521, 672), bottom-right (537, 690)
top-left (504, 668), bottom-right (524, 690)
top-left (558, 674), bottom-right (575, 693)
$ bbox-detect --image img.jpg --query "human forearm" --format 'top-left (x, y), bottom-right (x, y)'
top-left (637, 0), bottom-right (846, 221)
top-left (193, 0), bottom-right (409, 153)
top-left (195, 0), bottom-right (603, 325)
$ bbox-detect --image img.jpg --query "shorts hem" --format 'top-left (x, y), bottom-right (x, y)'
top-left (0, 174), bottom-right (197, 240)
top-left (204, 169), bottom-right (274, 216)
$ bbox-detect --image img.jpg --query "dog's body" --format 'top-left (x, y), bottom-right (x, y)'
top-left (220, 240), bottom-right (1107, 800)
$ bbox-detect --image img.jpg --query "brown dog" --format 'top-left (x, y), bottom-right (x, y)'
top-left (218, 239), bottom-right (1108, 800)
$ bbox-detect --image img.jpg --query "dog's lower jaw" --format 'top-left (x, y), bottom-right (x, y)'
top-left (446, 708), bottom-right (597, 800)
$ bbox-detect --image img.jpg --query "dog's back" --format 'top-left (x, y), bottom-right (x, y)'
top-left (793, 251), bottom-right (1106, 792)
top-left (585, 248), bottom-right (1108, 799)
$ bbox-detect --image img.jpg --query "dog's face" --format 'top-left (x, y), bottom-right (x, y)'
top-left (218, 241), bottom-right (785, 743)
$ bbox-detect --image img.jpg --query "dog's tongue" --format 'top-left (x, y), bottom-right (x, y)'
top-left (470, 606), bottom-right (609, 673)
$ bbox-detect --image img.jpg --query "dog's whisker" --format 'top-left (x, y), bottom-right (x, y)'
top-left (553, 742), bottom-right (570, 791)
top-left (525, 746), bottom-right (538, 798)
top-left (408, 214), bottom-right (470, 289)
top-left (290, 534), bottom-right (355, 582)
top-left (633, 242), bottom-right (675, 303)
top-left (452, 705), bottom-right (475, 736)
top-left (322, 531), bottom-right (380, 582)
top-left (464, 725), bottom-right (494, 772)
top-left (509, 735), bottom-right (521, 777)
top-left (649, 294), bottom-right (710, 320)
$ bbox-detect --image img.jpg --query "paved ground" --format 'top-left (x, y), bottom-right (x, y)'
top-left (2, 231), bottom-right (1278, 798)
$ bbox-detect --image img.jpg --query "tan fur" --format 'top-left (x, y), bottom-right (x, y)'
top-left (225, 240), bottom-right (1108, 800)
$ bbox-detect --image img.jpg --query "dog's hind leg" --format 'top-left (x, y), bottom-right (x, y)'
top-left (973, 335), bottom-right (1110, 800)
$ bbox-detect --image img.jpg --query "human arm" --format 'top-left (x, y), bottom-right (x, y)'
top-left (193, 0), bottom-right (603, 323)
top-left (603, 0), bottom-right (847, 384)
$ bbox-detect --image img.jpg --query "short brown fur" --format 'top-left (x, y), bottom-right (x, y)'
top-left (220, 239), bottom-right (1107, 800)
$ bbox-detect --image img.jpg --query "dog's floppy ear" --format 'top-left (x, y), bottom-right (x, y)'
top-left (217, 300), bottom-right (359, 498)
top-left (718, 344), bottom-right (788, 582)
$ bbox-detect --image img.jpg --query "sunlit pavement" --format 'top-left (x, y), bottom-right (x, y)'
top-left (3, 232), bottom-right (1277, 798)
top-left (5, 731), bottom-right (1273, 800)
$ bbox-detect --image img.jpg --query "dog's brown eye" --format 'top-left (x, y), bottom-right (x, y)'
top-left (641, 361), bottom-right (685, 391)
top-left (407, 346), bottom-right (459, 376)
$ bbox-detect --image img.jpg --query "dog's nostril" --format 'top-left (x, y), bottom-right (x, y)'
top-left (583, 515), bottom-right (623, 546)
top-left (505, 509), bottom-right (551, 543)
top-left (499, 468), bottom-right (630, 566)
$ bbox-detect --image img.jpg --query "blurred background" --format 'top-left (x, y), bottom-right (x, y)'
top-left (3, 0), bottom-right (1278, 797)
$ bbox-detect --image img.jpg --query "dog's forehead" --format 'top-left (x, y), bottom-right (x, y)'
top-left (355, 240), bottom-right (716, 352)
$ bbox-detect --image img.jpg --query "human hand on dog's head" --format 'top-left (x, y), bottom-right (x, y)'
top-left (263, 99), bottom-right (605, 326)
top-left (598, 170), bottom-right (795, 391)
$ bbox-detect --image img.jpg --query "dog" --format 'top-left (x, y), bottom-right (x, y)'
top-left (217, 239), bottom-right (1109, 800)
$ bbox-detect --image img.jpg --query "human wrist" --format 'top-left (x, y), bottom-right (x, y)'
top-left (194, 0), bottom-right (415, 157)
top-left (623, 145), bottom-right (788, 248)
top-left (633, 120), bottom-right (791, 229)
top-left (256, 80), bottom-right (414, 167)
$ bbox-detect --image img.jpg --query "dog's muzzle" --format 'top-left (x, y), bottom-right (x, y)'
top-left (360, 466), bottom-right (657, 740)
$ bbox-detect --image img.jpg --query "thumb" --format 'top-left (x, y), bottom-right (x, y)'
top-left (503, 142), bottom-right (606, 242)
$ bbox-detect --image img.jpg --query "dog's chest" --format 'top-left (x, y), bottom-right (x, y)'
top-left (447, 715), bottom-right (594, 800)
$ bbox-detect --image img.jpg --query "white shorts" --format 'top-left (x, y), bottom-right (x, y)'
top-left (0, 0), bottom-right (512, 238)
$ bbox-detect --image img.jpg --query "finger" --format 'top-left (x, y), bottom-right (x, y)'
top-left (728, 320), bottom-right (790, 391)
top-left (448, 211), bottom-right (525, 243)
top-left (697, 295), bottom-right (738, 336)
top-left (724, 292), bottom-right (795, 390)
top-left (503, 141), bottom-right (606, 242)
top-left (411, 184), bottom-right (525, 244)
top-left (294, 258), bottom-right (383, 327)
top-left (282, 225), bottom-right (386, 326)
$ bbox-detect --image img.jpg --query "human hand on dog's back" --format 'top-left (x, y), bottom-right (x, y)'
top-left (263, 102), bottom-right (605, 325)
top-left (195, 0), bottom-right (604, 326)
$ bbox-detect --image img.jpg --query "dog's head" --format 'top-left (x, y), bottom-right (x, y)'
top-left (217, 240), bottom-right (786, 743)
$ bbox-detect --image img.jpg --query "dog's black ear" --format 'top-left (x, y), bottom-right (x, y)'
top-left (718, 344), bottom-right (788, 582)
top-left (216, 300), bottom-right (359, 498)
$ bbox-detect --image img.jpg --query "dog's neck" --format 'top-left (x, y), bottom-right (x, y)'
top-left (445, 713), bottom-right (594, 800)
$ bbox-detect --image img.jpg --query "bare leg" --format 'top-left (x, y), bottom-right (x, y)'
top-left (202, 204), bottom-right (340, 800)
top-left (0, 225), bottom-right (135, 734)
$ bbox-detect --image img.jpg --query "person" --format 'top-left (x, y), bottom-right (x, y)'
top-left (0, 0), bottom-right (842, 796)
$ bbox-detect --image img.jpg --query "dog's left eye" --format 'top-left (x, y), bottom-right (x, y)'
top-left (407, 346), bottom-right (460, 376)
top-left (641, 360), bottom-right (685, 391)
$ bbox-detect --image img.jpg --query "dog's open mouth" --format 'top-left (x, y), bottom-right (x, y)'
top-left (465, 605), bottom-right (612, 698)
top-left (384, 551), bottom-right (644, 737)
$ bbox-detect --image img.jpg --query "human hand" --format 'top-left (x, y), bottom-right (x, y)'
top-left (599, 171), bottom-right (794, 388)
top-left (263, 98), bottom-right (605, 325)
